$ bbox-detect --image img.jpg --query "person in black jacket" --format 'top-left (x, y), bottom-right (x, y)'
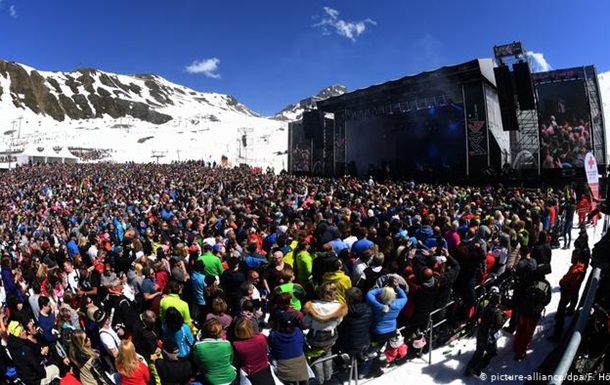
top-left (132, 310), bottom-right (159, 362)
top-left (103, 278), bottom-right (138, 334)
top-left (433, 254), bottom-right (460, 323)
top-left (531, 231), bottom-right (552, 278)
top-left (337, 287), bottom-right (373, 378)
top-left (406, 268), bottom-right (439, 336)
top-left (219, 257), bottom-right (246, 314)
top-left (155, 338), bottom-right (193, 385)
top-left (464, 287), bottom-right (508, 377)
top-left (6, 320), bottom-right (60, 385)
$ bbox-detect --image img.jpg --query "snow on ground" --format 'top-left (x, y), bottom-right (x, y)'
top-left (0, 113), bottom-right (288, 171)
top-left (361, 223), bottom-right (603, 385)
top-left (0, 65), bottom-right (289, 172)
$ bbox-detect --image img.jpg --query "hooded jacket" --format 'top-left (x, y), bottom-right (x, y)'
top-left (302, 300), bottom-right (348, 333)
top-left (321, 270), bottom-right (352, 304)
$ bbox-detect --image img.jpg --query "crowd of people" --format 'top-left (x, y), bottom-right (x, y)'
top-left (0, 161), bottom-right (596, 385)
top-left (540, 115), bottom-right (592, 169)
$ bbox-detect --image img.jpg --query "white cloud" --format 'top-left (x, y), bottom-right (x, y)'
top-left (9, 5), bottom-right (16, 18)
top-left (185, 58), bottom-right (221, 79)
top-left (314, 7), bottom-right (376, 42)
top-left (526, 51), bottom-right (552, 73)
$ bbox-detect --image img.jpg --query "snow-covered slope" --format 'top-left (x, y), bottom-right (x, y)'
top-left (0, 59), bottom-right (343, 171)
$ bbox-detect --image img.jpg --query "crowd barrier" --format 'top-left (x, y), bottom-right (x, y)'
top-left (310, 277), bottom-right (498, 385)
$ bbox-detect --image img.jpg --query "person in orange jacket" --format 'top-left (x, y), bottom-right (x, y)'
top-left (576, 194), bottom-right (590, 226)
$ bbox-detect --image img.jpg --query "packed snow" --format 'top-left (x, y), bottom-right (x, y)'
top-left (359, 224), bottom-right (603, 385)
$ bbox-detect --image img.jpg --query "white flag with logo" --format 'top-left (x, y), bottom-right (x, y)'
top-left (585, 152), bottom-right (599, 226)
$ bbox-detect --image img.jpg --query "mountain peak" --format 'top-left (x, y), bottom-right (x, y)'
top-left (315, 84), bottom-right (348, 100)
top-left (272, 84), bottom-right (347, 122)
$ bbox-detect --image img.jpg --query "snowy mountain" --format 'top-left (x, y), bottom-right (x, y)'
top-left (0, 59), bottom-right (341, 170)
top-left (1, 57), bottom-right (605, 170)
top-left (0, 58), bottom-right (259, 124)
top-left (271, 84), bottom-right (347, 121)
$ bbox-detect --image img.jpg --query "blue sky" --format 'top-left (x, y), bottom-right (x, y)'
top-left (0, 0), bottom-right (608, 116)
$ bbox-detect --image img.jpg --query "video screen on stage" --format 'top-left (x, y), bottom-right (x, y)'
top-left (288, 122), bottom-right (312, 173)
top-left (345, 105), bottom-right (466, 178)
top-left (537, 80), bottom-right (592, 169)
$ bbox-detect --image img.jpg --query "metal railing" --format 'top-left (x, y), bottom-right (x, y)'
top-left (304, 277), bottom-right (498, 384)
top-left (415, 277), bottom-right (496, 364)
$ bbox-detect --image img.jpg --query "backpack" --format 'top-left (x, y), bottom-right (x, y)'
top-left (480, 302), bottom-right (507, 342)
top-left (520, 279), bottom-right (551, 316)
top-left (357, 266), bottom-right (385, 293)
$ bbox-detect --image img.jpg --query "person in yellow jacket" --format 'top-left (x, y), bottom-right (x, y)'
top-left (321, 259), bottom-right (352, 304)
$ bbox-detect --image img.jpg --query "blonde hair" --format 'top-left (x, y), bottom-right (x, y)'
top-left (36, 263), bottom-right (48, 280)
top-left (69, 329), bottom-right (98, 364)
top-left (378, 287), bottom-right (396, 312)
top-left (115, 340), bottom-right (140, 377)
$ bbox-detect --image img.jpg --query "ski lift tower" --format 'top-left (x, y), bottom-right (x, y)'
top-left (151, 150), bottom-right (166, 163)
top-left (237, 127), bottom-right (253, 165)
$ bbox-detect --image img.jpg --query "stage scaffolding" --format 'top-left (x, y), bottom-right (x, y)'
top-left (510, 110), bottom-right (540, 174)
top-left (585, 69), bottom-right (607, 165)
top-left (493, 41), bottom-right (541, 176)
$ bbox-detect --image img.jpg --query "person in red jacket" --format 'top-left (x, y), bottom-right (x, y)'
top-left (115, 340), bottom-right (150, 385)
top-left (551, 250), bottom-right (589, 341)
top-left (576, 194), bottom-right (590, 226)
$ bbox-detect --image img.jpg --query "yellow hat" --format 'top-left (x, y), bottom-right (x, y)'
top-left (7, 321), bottom-right (23, 337)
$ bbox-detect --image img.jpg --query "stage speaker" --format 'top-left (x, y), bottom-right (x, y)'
top-left (241, 134), bottom-right (247, 147)
top-left (494, 65), bottom-right (519, 131)
top-left (513, 61), bottom-right (536, 110)
top-left (303, 110), bottom-right (321, 140)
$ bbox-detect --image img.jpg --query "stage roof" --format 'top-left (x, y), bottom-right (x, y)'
top-left (317, 58), bottom-right (497, 112)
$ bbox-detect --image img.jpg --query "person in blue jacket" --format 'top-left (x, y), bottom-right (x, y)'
top-left (366, 278), bottom-right (407, 347)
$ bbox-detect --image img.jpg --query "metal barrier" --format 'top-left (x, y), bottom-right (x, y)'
top-left (306, 277), bottom-right (499, 384)
top-left (549, 267), bottom-right (602, 385)
top-left (415, 277), bottom-right (496, 364)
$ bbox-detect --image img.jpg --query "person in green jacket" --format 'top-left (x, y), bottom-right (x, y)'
top-left (198, 244), bottom-right (225, 278)
top-left (192, 318), bottom-right (237, 385)
top-left (293, 239), bottom-right (313, 287)
top-left (271, 267), bottom-right (306, 311)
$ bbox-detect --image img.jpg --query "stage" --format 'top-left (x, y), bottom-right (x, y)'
top-left (289, 59), bottom-right (509, 179)
top-left (288, 55), bottom-right (606, 182)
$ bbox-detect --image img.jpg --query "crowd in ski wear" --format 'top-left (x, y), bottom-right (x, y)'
top-left (0, 162), bottom-right (595, 384)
